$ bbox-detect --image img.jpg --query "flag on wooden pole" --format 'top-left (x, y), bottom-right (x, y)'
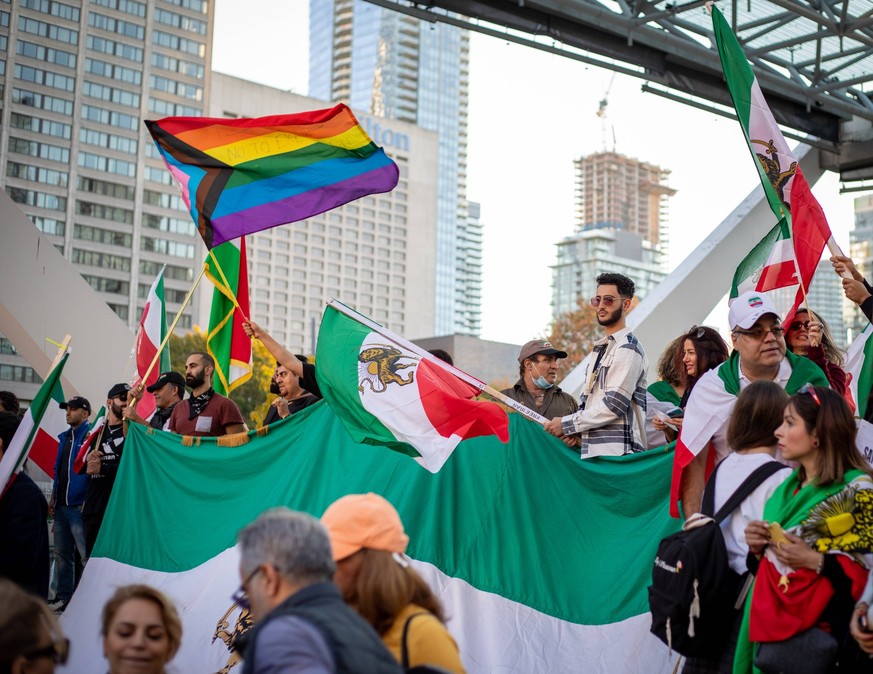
top-left (133, 267), bottom-right (171, 420)
top-left (206, 239), bottom-right (252, 396)
top-left (0, 353), bottom-right (68, 492)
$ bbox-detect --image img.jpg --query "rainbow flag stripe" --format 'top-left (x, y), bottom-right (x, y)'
top-left (144, 104), bottom-right (399, 248)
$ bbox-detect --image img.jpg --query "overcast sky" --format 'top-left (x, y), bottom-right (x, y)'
top-left (212, 1), bottom-right (861, 345)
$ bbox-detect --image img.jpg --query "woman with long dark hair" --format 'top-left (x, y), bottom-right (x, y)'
top-left (737, 386), bottom-right (873, 673)
top-left (785, 308), bottom-right (848, 396)
top-left (652, 326), bottom-right (729, 443)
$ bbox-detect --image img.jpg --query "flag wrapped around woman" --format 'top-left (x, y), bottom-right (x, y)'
top-left (734, 386), bottom-right (873, 673)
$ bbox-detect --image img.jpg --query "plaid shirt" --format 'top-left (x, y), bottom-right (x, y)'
top-left (561, 327), bottom-right (648, 457)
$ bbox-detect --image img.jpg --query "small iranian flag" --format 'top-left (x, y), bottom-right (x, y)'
top-left (847, 323), bottom-right (873, 419)
top-left (134, 267), bottom-right (171, 420)
top-left (713, 6), bottom-right (832, 317)
top-left (316, 302), bottom-right (509, 472)
top-left (206, 239), bottom-right (251, 396)
top-left (0, 352), bottom-right (68, 491)
top-left (73, 406), bottom-right (106, 474)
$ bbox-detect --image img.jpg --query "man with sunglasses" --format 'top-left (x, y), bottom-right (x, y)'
top-left (80, 383), bottom-right (130, 557)
top-left (671, 291), bottom-right (829, 518)
top-left (543, 272), bottom-right (648, 458)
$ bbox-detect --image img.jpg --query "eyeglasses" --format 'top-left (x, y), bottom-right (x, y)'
top-left (688, 326), bottom-right (706, 339)
top-left (231, 566), bottom-right (262, 611)
top-left (732, 325), bottom-right (785, 340)
top-left (798, 383), bottom-right (821, 406)
top-left (24, 638), bottom-right (70, 665)
top-left (789, 320), bottom-right (811, 331)
top-left (589, 295), bottom-right (626, 308)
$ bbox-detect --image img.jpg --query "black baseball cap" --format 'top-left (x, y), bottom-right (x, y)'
top-left (107, 382), bottom-right (131, 399)
top-left (147, 371), bottom-right (186, 393)
top-left (60, 396), bottom-right (91, 413)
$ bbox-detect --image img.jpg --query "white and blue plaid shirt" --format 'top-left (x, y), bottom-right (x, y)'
top-left (561, 327), bottom-right (648, 457)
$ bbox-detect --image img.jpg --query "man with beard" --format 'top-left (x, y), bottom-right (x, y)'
top-left (123, 371), bottom-right (186, 431)
top-left (543, 272), bottom-right (648, 458)
top-left (263, 359), bottom-right (320, 426)
top-left (80, 383), bottom-right (129, 556)
top-left (169, 352), bottom-right (246, 437)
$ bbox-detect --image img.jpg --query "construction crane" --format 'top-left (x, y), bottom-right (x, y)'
top-left (597, 72), bottom-right (616, 152)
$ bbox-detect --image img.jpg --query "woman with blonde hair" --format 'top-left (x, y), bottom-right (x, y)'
top-left (321, 493), bottom-right (465, 673)
top-left (0, 579), bottom-right (69, 673)
top-left (101, 584), bottom-right (182, 674)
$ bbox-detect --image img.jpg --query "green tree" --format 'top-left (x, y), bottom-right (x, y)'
top-left (167, 329), bottom-right (275, 428)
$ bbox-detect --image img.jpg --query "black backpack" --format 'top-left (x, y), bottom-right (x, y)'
top-left (648, 460), bottom-right (786, 657)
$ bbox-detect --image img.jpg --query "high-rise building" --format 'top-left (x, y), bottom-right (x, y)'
top-left (0, 0), bottom-right (212, 399)
top-left (207, 73), bottom-right (440, 350)
top-left (551, 228), bottom-right (667, 316)
top-left (551, 151), bottom-right (674, 318)
top-left (573, 151), bottom-right (676, 247)
top-left (849, 195), bottom-right (873, 340)
top-left (308, 0), bottom-right (479, 337)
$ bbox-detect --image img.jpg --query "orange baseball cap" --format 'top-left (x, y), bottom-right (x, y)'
top-left (321, 493), bottom-right (409, 561)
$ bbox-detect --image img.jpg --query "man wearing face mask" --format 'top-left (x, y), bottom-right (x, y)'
top-left (501, 340), bottom-right (578, 424)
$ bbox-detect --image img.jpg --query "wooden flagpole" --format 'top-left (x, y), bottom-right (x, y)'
top-left (207, 247), bottom-right (249, 321)
top-left (139, 264), bottom-right (206, 390)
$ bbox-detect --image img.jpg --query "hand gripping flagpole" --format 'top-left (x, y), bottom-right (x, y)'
top-left (207, 247), bottom-right (249, 322)
top-left (327, 299), bottom-right (549, 425)
top-left (129, 265), bottom-right (207, 424)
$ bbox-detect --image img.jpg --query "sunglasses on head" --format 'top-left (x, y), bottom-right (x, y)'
top-left (687, 326), bottom-right (706, 339)
top-left (798, 383), bottom-right (821, 406)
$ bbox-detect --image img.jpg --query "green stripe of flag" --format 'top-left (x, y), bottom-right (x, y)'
top-left (224, 141), bottom-right (380, 189)
top-left (97, 405), bottom-right (679, 625)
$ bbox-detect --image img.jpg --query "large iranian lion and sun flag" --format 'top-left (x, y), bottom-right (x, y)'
top-left (59, 401), bottom-right (680, 673)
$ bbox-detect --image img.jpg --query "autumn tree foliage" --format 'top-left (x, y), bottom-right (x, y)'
top-left (547, 297), bottom-right (600, 380)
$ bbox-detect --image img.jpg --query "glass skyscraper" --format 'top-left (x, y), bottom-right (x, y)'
top-left (309, 0), bottom-right (479, 336)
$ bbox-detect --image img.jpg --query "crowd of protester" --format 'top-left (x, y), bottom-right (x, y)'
top-left (1, 253), bottom-right (873, 672)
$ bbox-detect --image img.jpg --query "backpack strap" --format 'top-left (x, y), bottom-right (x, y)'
top-left (400, 612), bottom-right (430, 669)
top-left (708, 461), bottom-right (787, 524)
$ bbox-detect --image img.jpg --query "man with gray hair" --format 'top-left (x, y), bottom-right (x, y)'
top-left (237, 508), bottom-right (402, 674)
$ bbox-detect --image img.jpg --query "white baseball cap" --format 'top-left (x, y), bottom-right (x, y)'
top-left (728, 291), bottom-right (781, 330)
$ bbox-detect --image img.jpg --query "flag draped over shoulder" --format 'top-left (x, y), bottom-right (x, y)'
top-left (134, 268), bottom-right (170, 420)
top-left (0, 352), bottom-right (68, 491)
top-left (206, 239), bottom-right (251, 396)
top-left (60, 407), bottom-right (680, 673)
top-left (712, 6), bottom-right (832, 318)
top-left (316, 303), bottom-right (509, 472)
top-left (669, 351), bottom-right (829, 517)
top-left (144, 105), bottom-right (400, 248)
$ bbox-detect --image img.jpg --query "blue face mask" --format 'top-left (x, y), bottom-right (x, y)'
top-left (530, 360), bottom-right (554, 390)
